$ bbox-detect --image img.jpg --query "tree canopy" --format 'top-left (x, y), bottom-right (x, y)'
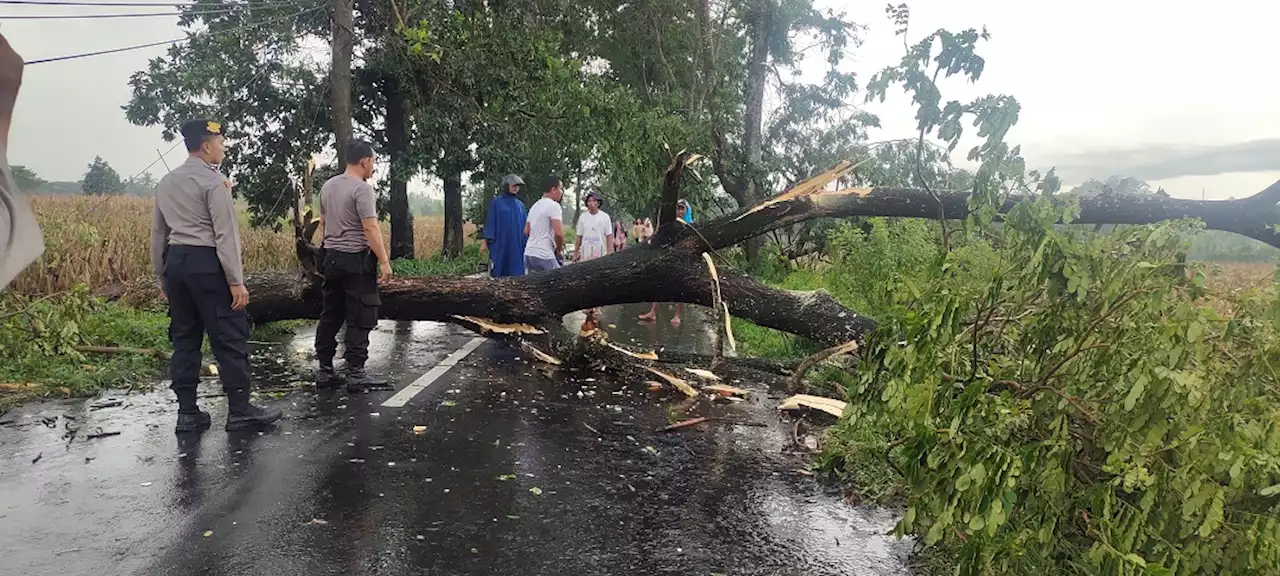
top-left (81, 156), bottom-right (123, 196)
top-left (124, 0), bottom-right (891, 263)
top-left (12, 165), bottom-right (46, 192)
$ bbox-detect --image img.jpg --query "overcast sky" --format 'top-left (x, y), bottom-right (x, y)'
top-left (4, 0), bottom-right (1278, 200)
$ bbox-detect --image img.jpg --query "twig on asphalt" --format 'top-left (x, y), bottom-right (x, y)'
top-left (86, 429), bottom-right (121, 440)
top-left (658, 417), bottom-right (708, 432)
top-left (707, 417), bottom-right (767, 428)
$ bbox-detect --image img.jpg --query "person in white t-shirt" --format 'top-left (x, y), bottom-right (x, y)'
top-left (523, 175), bottom-right (565, 272)
top-left (572, 190), bottom-right (612, 331)
top-left (573, 190), bottom-right (612, 263)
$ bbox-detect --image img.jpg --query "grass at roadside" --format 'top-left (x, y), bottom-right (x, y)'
top-left (0, 292), bottom-right (170, 410)
top-left (1, 247), bottom-right (489, 411)
top-left (392, 245), bottom-right (488, 277)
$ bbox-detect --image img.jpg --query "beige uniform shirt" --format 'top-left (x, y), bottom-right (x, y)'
top-left (150, 155), bottom-right (245, 285)
top-left (0, 154), bottom-right (45, 290)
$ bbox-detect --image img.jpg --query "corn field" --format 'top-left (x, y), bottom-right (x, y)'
top-left (10, 195), bottom-right (470, 296)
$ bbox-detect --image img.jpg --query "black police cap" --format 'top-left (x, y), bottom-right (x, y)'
top-left (180, 119), bottom-right (224, 140)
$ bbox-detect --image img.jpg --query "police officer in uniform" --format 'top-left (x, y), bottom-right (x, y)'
top-left (314, 139), bottom-right (392, 391)
top-left (151, 119), bottom-right (282, 433)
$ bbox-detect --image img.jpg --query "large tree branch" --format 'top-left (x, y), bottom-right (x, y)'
top-left (104, 157), bottom-right (1280, 370)
top-left (689, 159), bottom-right (1280, 250)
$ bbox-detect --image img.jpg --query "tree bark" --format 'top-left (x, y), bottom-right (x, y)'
top-left (330, 0), bottom-right (354, 158)
top-left (386, 79), bottom-right (414, 260)
top-left (739, 0), bottom-right (771, 269)
top-left (442, 165), bottom-right (464, 259)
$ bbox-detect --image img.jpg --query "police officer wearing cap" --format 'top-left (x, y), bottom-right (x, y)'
top-left (151, 119), bottom-right (282, 433)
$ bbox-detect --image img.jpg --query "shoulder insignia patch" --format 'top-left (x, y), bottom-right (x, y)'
top-left (223, 180), bottom-right (233, 188)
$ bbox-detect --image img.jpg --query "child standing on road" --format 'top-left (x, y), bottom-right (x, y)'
top-left (613, 219), bottom-right (628, 252)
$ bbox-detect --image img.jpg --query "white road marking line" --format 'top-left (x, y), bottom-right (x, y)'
top-left (381, 337), bottom-right (487, 408)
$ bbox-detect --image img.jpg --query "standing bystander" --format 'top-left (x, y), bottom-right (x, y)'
top-left (523, 175), bottom-right (566, 273)
top-left (314, 139), bottom-right (393, 392)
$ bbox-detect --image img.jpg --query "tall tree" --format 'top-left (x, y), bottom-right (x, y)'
top-left (11, 165), bottom-right (45, 192)
top-left (81, 156), bottom-right (122, 195)
top-left (125, 3), bottom-right (336, 227)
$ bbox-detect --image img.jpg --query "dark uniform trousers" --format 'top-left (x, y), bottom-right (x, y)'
top-left (314, 249), bottom-right (382, 368)
top-left (164, 245), bottom-right (251, 404)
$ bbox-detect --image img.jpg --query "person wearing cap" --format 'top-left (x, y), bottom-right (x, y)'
top-left (482, 173), bottom-right (528, 277)
top-left (638, 199), bottom-right (694, 325)
top-left (0, 32), bottom-right (43, 291)
top-left (151, 119), bottom-right (282, 433)
top-left (573, 190), bottom-right (613, 263)
top-left (313, 138), bottom-right (392, 392)
top-left (677, 198), bottom-right (694, 223)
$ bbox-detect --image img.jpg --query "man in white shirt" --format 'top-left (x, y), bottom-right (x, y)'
top-left (573, 190), bottom-right (612, 263)
top-left (523, 175), bottom-right (565, 272)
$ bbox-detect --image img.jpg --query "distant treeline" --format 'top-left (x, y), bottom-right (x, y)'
top-left (1188, 230), bottom-right (1280, 263)
top-left (34, 180), bottom-right (158, 196)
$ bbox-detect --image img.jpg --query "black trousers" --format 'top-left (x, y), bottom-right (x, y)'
top-left (163, 245), bottom-right (251, 406)
top-left (314, 249), bottom-right (381, 368)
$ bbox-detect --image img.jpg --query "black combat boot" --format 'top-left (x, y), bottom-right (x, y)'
top-left (225, 389), bottom-right (283, 431)
top-left (315, 361), bottom-right (341, 388)
top-left (344, 365), bottom-right (390, 393)
top-left (175, 410), bottom-right (212, 433)
top-left (174, 388), bottom-right (210, 433)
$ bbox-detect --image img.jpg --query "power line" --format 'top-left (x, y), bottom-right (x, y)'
top-left (24, 3), bottom-right (322, 65)
top-left (85, 5), bottom-right (323, 206)
top-left (3, 10), bottom-right (235, 20)
top-left (0, 0), bottom-right (308, 18)
top-left (26, 38), bottom-right (181, 64)
top-left (0, 0), bottom-right (296, 6)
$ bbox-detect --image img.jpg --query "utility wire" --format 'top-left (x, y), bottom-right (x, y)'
top-left (26, 38), bottom-right (182, 64)
top-left (0, 0), bottom-right (307, 18)
top-left (24, 2), bottom-right (321, 65)
top-left (4, 10), bottom-right (248, 20)
top-left (91, 6), bottom-right (321, 202)
top-left (0, 0), bottom-right (298, 6)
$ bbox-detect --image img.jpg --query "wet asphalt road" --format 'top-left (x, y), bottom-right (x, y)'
top-left (0, 304), bottom-right (910, 576)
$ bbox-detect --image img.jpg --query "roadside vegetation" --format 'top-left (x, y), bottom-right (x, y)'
top-left (0, 197), bottom-right (482, 409)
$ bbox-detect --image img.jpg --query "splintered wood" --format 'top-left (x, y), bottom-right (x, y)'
top-left (703, 383), bottom-right (749, 397)
top-left (730, 158), bottom-right (861, 222)
top-left (604, 340), bottom-right (659, 361)
top-left (685, 368), bottom-right (720, 381)
top-left (643, 366), bottom-right (699, 397)
top-left (520, 343), bottom-right (562, 366)
top-left (452, 316), bottom-right (544, 335)
top-left (778, 394), bottom-right (848, 418)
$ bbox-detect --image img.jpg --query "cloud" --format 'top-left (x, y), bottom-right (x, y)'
top-left (1045, 139), bottom-right (1280, 183)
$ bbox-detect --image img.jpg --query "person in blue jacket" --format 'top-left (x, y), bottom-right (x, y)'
top-left (482, 174), bottom-right (528, 277)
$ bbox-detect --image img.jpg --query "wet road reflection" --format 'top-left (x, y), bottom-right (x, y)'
top-left (0, 313), bottom-right (909, 576)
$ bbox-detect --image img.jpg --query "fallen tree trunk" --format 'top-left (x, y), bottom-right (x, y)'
top-left (107, 155), bottom-right (1280, 365)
